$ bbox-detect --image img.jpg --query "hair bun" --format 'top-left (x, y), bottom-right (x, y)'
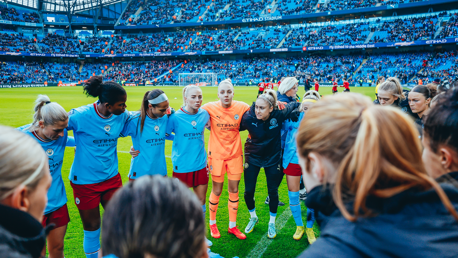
top-left (84, 76), bottom-right (104, 98)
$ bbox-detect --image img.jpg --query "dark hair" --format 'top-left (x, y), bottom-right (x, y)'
top-left (425, 83), bottom-right (438, 99)
top-left (140, 89), bottom-right (165, 133)
top-left (411, 85), bottom-right (431, 100)
top-left (83, 76), bottom-right (126, 105)
top-left (102, 176), bottom-right (205, 258)
top-left (424, 88), bottom-right (458, 153)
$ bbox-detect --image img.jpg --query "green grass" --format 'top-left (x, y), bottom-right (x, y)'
top-left (0, 86), bottom-right (375, 258)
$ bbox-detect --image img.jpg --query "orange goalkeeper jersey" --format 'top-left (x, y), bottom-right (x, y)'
top-left (202, 100), bottom-right (250, 160)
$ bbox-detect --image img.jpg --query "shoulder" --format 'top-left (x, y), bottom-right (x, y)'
top-left (68, 103), bottom-right (93, 117)
top-left (198, 108), bottom-right (209, 116)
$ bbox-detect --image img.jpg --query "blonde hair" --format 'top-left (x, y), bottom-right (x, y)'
top-left (296, 93), bottom-right (458, 222)
top-left (0, 126), bottom-right (48, 200)
top-left (258, 89), bottom-right (278, 109)
top-left (182, 85), bottom-right (202, 107)
top-left (278, 77), bottom-right (298, 95)
top-left (218, 78), bottom-right (233, 89)
top-left (30, 95), bottom-right (68, 131)
top-left (378, 77), bottom-right (406, 101)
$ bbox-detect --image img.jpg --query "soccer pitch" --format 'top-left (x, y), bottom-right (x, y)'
top-left (0, 86), bottom-right (375, 258)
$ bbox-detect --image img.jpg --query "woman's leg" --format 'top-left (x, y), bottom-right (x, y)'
top-left (209, 180), bottom-right (224, 226)
top-left (78, 207), bottom-right (101, 258)
top-left (287, 175), bottom-right (305, 240)
top-left (193, 184), bottom-right (208, 206)
top-left (244, 163), bottom-right (261, 234)
top-left (47, 225), bottom-right (67, 258)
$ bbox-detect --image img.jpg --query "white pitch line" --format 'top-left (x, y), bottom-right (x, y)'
top-left (118, 151), bottom-right (171, 158)
top-left (246, 208), bottom-right (292, 258)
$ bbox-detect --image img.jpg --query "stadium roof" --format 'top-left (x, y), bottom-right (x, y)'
top-left (5, 0), bottom-right (123, 12)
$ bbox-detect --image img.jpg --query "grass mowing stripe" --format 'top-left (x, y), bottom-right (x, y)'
top-left (246, 208), bottom-right (292, 258)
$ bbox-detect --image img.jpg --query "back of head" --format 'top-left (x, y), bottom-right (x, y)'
top-left (0, 126), bottom-right (47, 201)
top-left (102, 176), bottom-right (205, 258)
top-left (31, 95), bottom-right (68, 130)
top-left (296, 93), bottom-right (458, 221)
top-left (83, 76), bottom-right (126, 105)
top-left (259, 89), bottom-right (278, 109)
top-left (378, 77), bottom-right (405, 101)
top-left (278, 77), bottom-right (298, 95)
top-left (303, 90), bottom-right (321, 101)
top-left (424, 88), bottom-right (458, 153)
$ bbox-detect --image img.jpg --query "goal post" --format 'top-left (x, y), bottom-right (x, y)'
top-left (179, 73), bottom-right (218, 87)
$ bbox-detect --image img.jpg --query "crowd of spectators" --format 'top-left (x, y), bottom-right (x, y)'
top-left (39, 34), bottom-right (79, 54)
top-left (436, 13), bottom-right (458, 39)
top-left (0, 4), bottom-right (40, 23)
top-left (371, 16), bottom-right (437, 43)
top-left (0, 61), bottom-right (48, 83)
top-left (276, 0), bottom-right (318, 16)
top-left (82, 36), bottom-right (110, 53)
top-left (0, 32), bottom-right (38, 52)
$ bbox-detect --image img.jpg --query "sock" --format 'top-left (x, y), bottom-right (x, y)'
top-left (288, 191), bottom-right (303, 227)
top-left (209, 192), bottom-right (220, 225)
top-left (202, 204), bottom-right (206, 221)
top-left (269, 212), bottom-right (276, 224)
top-left (306, 208), bottom-right (316, 228)
top-left (249, 208), bottom-right (257, 218)
top-left (228, 191), bottom-right (239, 229)
top-left (83, 228), bottom-right (100, 258)
top-left (299, 188), bottom-right (306, 195)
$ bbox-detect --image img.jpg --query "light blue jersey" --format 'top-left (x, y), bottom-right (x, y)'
top-left (282, 112), bottom-right (304, 169)
top-left (67, 102), bottom-right (129, 185)
top-left (122, 111), bottom-right (174, 179)
top-left (22, 128), bottom-right (69, 214)
top-left (166, 107), bottom-right (209, 173)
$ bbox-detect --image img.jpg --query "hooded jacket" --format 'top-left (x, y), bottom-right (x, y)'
top-left (300, 183), bottom-right (458, 258)
top-left (0, 204), bottom-right (50, 258)
top-left (240, 101), bottom-right (300, 168)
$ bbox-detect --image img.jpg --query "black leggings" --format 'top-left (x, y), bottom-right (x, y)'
top-left (244, 163), bottom-right (283, 214)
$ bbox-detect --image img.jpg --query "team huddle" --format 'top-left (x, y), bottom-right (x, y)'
top-left (17, 76), bottom-right (319, 258)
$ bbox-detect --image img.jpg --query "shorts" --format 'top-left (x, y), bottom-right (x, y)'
top-left (173, 166), bottom-right (209, 188)
top-left (70, 173), bottom-right (123, 210)
top-left (209, 156), bottom-right (243, 183)
top-left (42, 204), bottom-right (70, 228)
top-left (284, 163), bottom-right (302, 177)
top-left (258, 90), bottom-right (264, 95)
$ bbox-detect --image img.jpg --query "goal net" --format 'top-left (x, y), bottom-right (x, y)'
top-left (179, 73), bottom-right (218, 87)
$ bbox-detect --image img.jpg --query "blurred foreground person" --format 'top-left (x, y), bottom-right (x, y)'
top-left (297, 93), bottom-right (458, 258)
top-left (102, 176), bottom-right (208, 258)
top-left (0, 126), bottom-right (52, 258)
top-left (423, 88), bottom-right (458, 181)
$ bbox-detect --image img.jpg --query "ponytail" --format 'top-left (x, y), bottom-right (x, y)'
top-left (379, 77), bottom-right (406, 101)
top-left (258, 89), bottom-right (278, 109)
top-left (84, 75), bottom-right (126, 105)
top-left (140, 90), bottom-right (165, 133)
top-left (31, 94), bottom-right (67, 130)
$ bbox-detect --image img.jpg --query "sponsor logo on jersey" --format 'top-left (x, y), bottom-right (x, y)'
top-left (234, 114), bottom-right (239, 120)
top-left (104, 125), bottom-right (111, 132)
top-left (46, 148), bottom-right (54, 156)
top-left (269, 118), bottom-right (278, 129)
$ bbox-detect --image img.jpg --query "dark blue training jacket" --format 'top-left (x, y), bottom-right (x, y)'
top-left (300, 182), bottom-right (458, 258)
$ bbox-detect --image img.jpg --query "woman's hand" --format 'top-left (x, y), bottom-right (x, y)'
top-left (130, 146), bottom-right (140, 158)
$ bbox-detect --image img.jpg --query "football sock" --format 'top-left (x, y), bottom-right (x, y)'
top-left (288, 191), bottom-right (304, 227)
top-left (209, 192), bottom-right (220, 225)
top-left (228, 191), bottom-right (239, 229)
top-left (83, 228), bottom-right (100, 258)
top-left (202, 204), bottom-right (206, 221)
top-left (269, 212), bottom-right (276, 224)
top-left (249, 208), bottom-right (257, 218)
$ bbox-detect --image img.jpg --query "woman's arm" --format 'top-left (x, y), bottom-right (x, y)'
top-left (280, 102), bottom-right (301, 122)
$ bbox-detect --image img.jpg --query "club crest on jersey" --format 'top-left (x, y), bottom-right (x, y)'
top-left (244, 163), bottom-right (249, 169)
top-left (75, 197), bottom-right (80, 205)
top-left (269, 118), bottom-right (278, 129)
top-left (154, 125), bottom-right (160, 132)
top-left (104, 125), bottom-right (111, 132)
top-left (191, 121), bottom-right (197, 126)
top-left (46, 149), bottom-right (54, 156)
top-left (234, 114), bottom-right (239, 120)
